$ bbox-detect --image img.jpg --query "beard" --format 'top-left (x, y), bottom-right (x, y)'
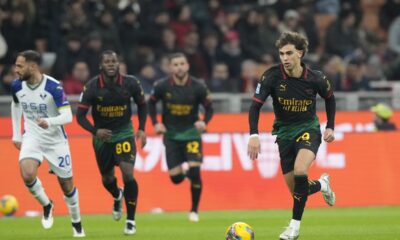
top-left (19, 72), bottom-right (31, 81)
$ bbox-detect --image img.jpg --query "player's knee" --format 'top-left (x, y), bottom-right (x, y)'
top-left (101, 175), bottom-right (116, 185)
top-left (21, 171), bottom-right (36, 184)
top-left (122, 174), bottom-right (134, 184)
top-left (170, 174), bottom-right (185, 184)
top-left (293, 166), bottom-right (308, 176)
top-left (187, 167), bottom-right (201, 184)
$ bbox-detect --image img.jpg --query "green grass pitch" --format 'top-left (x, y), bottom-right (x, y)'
top-left (1, 207), bottom-right (399, 239)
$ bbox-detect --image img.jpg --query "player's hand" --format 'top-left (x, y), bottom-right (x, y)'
top-left (13, 141), bottom-right (21, 150)
top-left (36, 118), bottom-right (49, 129)
top-left (323, 128), bottom-right (335, 143)
top-left (247, 135), bottom-right (260, 160)
top-left (136, 130), bottom-right (147, 148)
top-left (154, 123), bottom-right (166, 135)
top-left (194, 120), bottom-right (206, 133)
top-left (96, 128), bottom-right (112, 141)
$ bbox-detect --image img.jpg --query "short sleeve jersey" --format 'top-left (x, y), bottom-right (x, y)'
top-left (150, 77), bottom-right (211, 140)
top-left (253, 63), bottom-right (333, 139)
top-left (79, 74), bottom-right (145, 139)
top-left (10, 74), bottom-right (71, 144)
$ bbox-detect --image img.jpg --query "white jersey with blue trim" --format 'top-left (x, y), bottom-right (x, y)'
top-left (11, 74), bottom-right (70, 144)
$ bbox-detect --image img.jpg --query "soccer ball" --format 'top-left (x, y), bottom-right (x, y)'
top-left (225, 222), bottom-right (254, 240)
top-left (0, 195), bottom-right (19, 216)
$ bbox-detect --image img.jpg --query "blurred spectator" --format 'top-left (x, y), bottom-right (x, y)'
top-left (170, 4), bottom-right (194, 48)
top-left (387, 16), bottom-right (400, 55)
top-left (339, 59), bottom-right (370, 91)
top-left (325, 10), bottom-right (362, 58)
top-left (278, 10), bottom-right (307, 37)
top-left (259, 9), bottom-right (280, 60)
top-left (60, 0), bottom-right (94, 39)
top-left (0, 33), bottom-right (7, 59)
top-left (62, 61), bottom-right (90, 94)
top-left (209, 62), bottom-right (237, 92)
top-left (83, 32), bottom-right (104, 77)
top-left (0, 65), bottom-right (17, 95)
top-left (315, 0), bottom-right (340, 14)
top-left (371, 103), bottom-right (397, 131)
top-left (53, 34), bottom-right (85, 79)
top-left (182, 30), bottom-right (208, 80)
top-left (96, 10), bottom-right (122, 54)
top-left (240, 59), bottom-right (258, 93)
top-left (322, 55), bottom-right (346, 91)
top-left (201, 31), bottom-right (222, 81)
top-left (1, 7), bottom-right (34, 64)
top-left (379, 0), bottom-right (400, 31)
top-left (137, 64), bottom-right (163, 94)
top-left (237, 9), bottom-right (265, 61)
top-left (156, 27), bottom-right (181, 57)
top-left (219, 30), bottom-right (244, 81)
top-left (143, 8), bottom-right (171, 48)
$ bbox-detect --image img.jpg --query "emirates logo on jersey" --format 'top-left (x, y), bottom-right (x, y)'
top-left (40, 93), bottom-right (47, 100)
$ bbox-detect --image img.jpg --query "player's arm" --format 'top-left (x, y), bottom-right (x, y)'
top-left (195, 84), bottom-right (213, 133)
top-left (316, 72), bottom-right (336, 142)
top-left (76, 85), bottom-right (98, 135)
top-left (248, 71), bottom-right (272, 160)
top-left (10, 80), bottom-right (22, 149)
top-left (148, 81), bottom-right (166, 134)
top-left (131, 78), bottom-right (147, 148)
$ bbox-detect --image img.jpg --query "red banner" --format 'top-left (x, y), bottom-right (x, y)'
top-left (0, 112), bottom-right (399, 216)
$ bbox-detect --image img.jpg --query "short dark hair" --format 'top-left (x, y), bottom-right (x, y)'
top-left (275, 31), bottom-right (309, 57)
top-left (167, 52), bottom-right (187, 61)
top-left (100, 50), bottom-right (117, 61)
top-left (18, 50), bottom-right (42, 64)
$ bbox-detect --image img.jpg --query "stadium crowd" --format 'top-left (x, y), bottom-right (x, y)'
top-left (0, 0), bottom-right (400, 95)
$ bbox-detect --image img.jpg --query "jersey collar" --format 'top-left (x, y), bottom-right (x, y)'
top-left (98, 73), bottom-right (124, 88)
top-left (169, 76), bottom-right (192, 86)
top-left (280, 62), bottom-right (308, 80)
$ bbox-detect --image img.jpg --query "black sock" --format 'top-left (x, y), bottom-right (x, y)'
top-left (308, 179), bottom-right (321, 195)
top-left (102, 177), bottom-right (120, 199)
top-left (188, 167), bottom-right (202, 213)
top-left (293, 175), bottom-right (308, 221)
top-left (124, 179), bottom-right (138, 221)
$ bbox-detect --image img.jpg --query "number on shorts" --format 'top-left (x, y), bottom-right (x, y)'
top-left (58, 155), bottom-right (71, 168)
top-left (296, 132), bottom-right (310, 142)
top-left (186, 141), bottom-right (199, 153)
top-left (116, 141), bottom-right (131, 154)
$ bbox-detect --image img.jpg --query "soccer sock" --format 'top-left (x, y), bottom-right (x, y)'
top-left (102, 177), bottom-right (120, 199)
top-left (124, 179), bottom-right (138, 221)
top-left (188, 167), bottom-right (202, 213)
top-left (292, 175), bottom-right (308, 221)
top-left (64, 187), bottom-right (81, 223)
top-left (308, 179), bottom-right (321, 195)
top-left (26, 178), bottom-right (50, 206)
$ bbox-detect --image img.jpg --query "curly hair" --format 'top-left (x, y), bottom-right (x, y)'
top-left (275, 31), bottom-right (309, 57)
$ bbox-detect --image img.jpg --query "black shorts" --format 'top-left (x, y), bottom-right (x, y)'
top-left (163, 138), bottom-right (203, 170)
top-left (93, 137), bottom-right (137, 174)
top-left (277, 130), bottom-right (321, 174)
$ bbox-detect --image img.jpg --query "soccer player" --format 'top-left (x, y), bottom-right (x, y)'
top-left (247, 32), bottom-right (336, 240)
top-left (76, 50), bottom-right (146, 235)
top-left (10, 50), bottom-right (85, 237)
top-left (148, 52), bottom-right (213, 222)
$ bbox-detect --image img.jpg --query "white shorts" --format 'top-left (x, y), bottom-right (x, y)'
top-left (19, 136), bottom-right (73, 179)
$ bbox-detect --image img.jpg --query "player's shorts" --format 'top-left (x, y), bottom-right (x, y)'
top-left (19, 135), bottom-right (73, 179)
top-left (93, 137), bottom-right (137, 174)
top-left (163, 138), bottom-right (203, 170)
top-left (276, 130), bottom-right (322, 174)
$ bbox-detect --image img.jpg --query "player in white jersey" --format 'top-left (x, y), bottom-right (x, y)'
top-left (10, 50), bottom-right (85, 237)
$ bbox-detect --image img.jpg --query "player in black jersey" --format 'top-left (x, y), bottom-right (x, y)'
top-left (76, 50), bottom-right (147, 235)
top-left (148, 52), bottom-right (213, 222)
top-left (247, 32), bottom-right (336, 240)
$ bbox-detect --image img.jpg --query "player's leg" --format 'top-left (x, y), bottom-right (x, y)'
top-left (58, 177), bottom-right (85, 237)
top-left (164, 138), bottom-right (186, 184)
top-left (45, 142), bottom-right (85, 237)
top-left (115, 137), bottom-right (138, 235)
top-left (19, 138), bottom-right (53, 229)
top-left (185, 139), bottom-right (203, 222)
top-left (93, 139), bottom-right (123, 220)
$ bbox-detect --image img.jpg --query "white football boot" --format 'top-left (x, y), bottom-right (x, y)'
top-left (188, 211), bottom-right (199, 222)
top-left (279, 226), bottom-right (300, 240)
top-left (113, 188), bottom-right (123, 221)
top-left (72, 222), bottom-right (86, 237)
top-left (320, 173), bottom-right (336, 206)
top-left (41, 201), bottom-right (54, 229)
top-left (124, 220), bottom-right (136, 235)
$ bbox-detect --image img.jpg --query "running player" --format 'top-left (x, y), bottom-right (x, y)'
top-left (247, 32), bottom-right (336, 240)
top-left (76, 50), bottom-right (147, 235)
top-left (11, 50), bottom-right (85, 237)
top-left (148, 52), bottom-right (213, 222)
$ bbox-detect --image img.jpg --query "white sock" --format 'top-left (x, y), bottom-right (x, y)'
top-left (319, 179), bottom-right (328, 192)
top-left (64, 188), bottom-right (81, 223)
top-left (289, 219), bottom-right (301, 229)
top-left (27, 178), bottom-right (50, 206)
top-left (126, 220), bottom-right (136, 225)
